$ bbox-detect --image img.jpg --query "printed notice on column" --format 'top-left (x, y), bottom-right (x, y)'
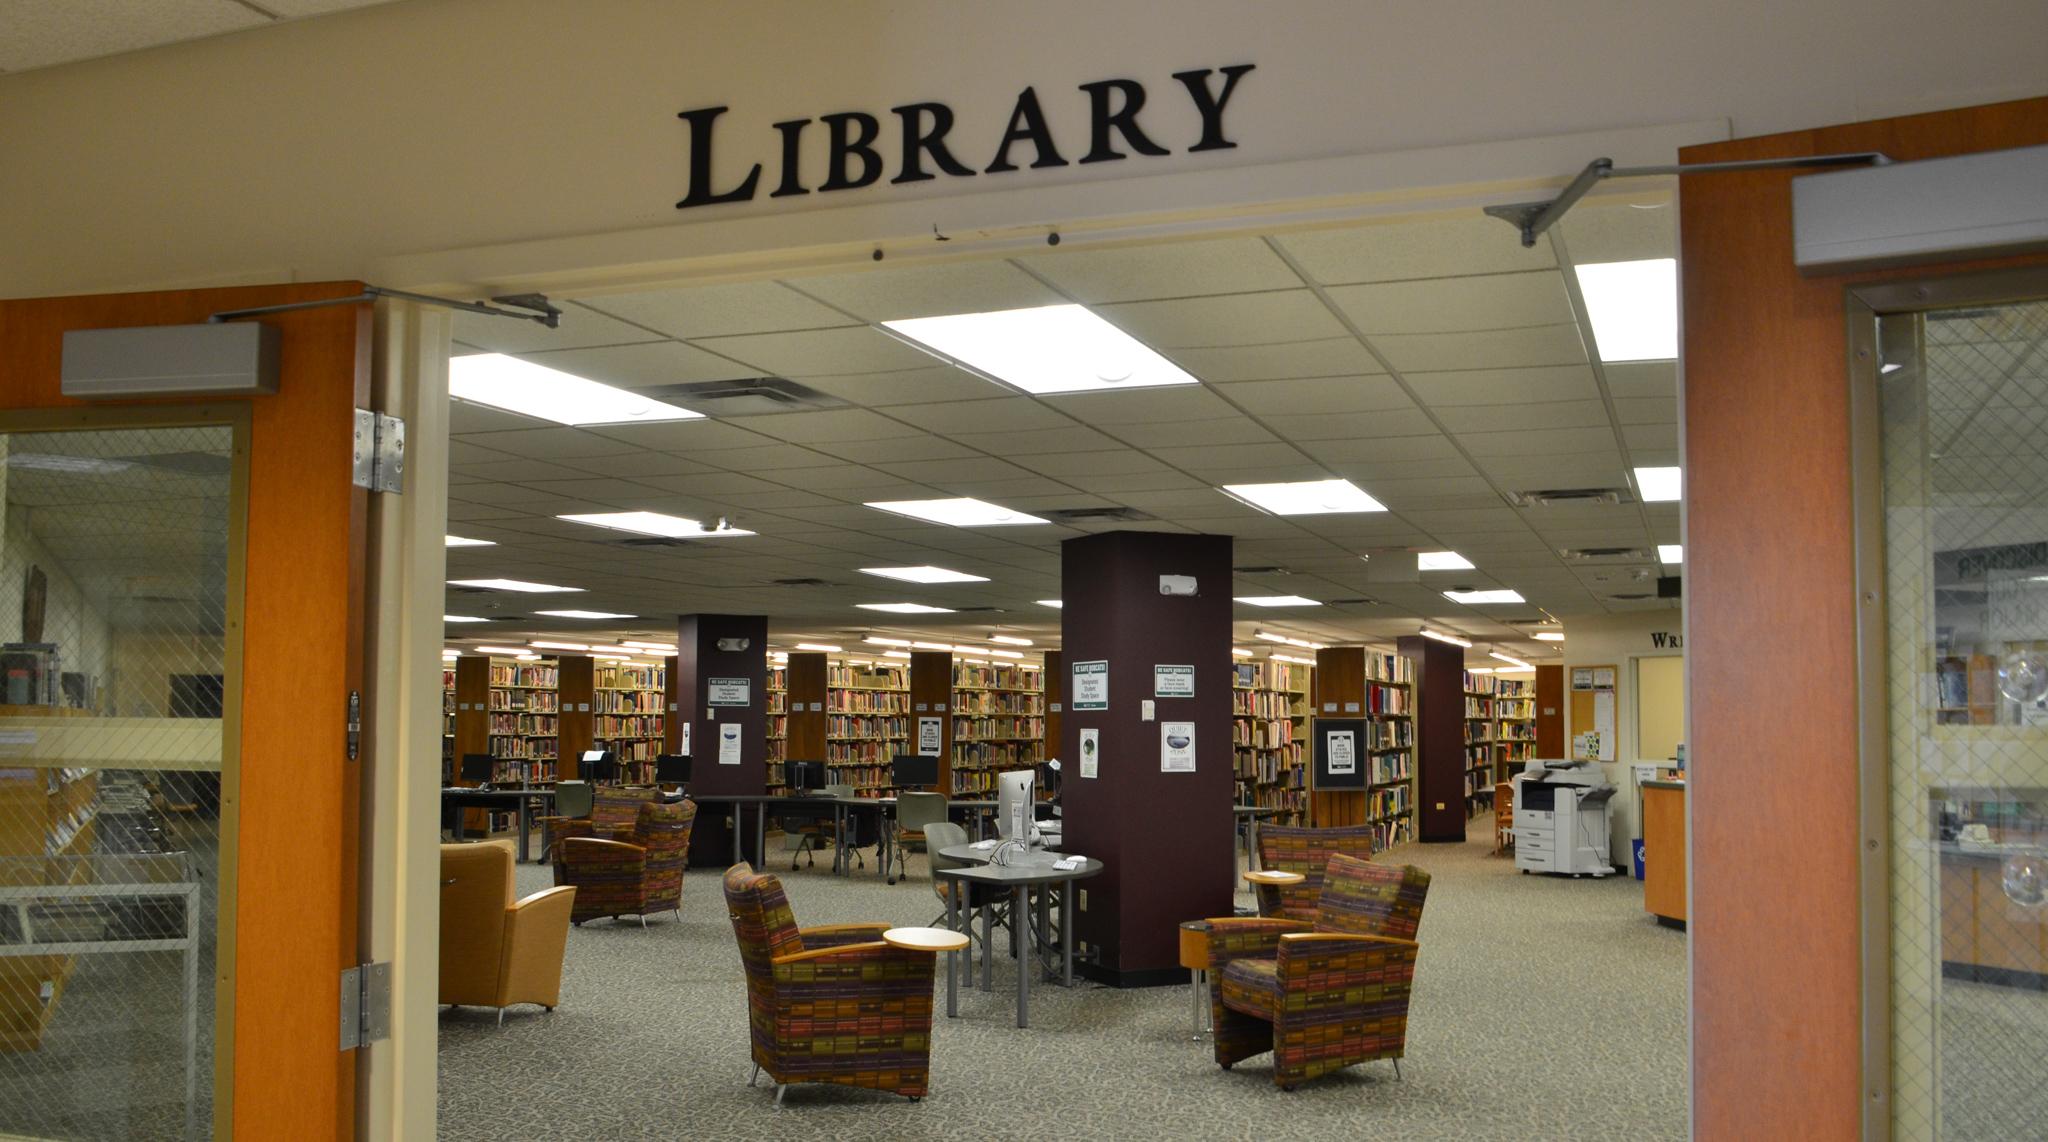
top-left (718, 723), bottom-right (742, 765)
top-left (1072, 660), bottom-right (1108, 710)
top-left (917, 716), bottom-right (942, 757)
top-left (1079, 727), bottom-right (1099, 779)
top-left (1161, 722), bottom-right (1196, 772)
top-left (1327, 730), bottom-right (1356, 775)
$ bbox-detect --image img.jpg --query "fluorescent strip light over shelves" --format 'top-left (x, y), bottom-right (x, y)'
top-left (1419, 628), bottom-right (1472, 648)
top-left (859, 565), bottom-right (988, 584)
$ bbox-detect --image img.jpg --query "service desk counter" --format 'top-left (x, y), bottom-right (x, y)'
top-left (1641, 780), bottom-right (1687, 928)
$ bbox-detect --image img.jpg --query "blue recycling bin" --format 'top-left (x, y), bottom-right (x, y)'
top-left (1631, 838), bottom-right (1647, 880)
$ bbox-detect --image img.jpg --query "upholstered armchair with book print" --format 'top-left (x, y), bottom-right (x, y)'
top-left (544, 785), bottom-right (657, 870)
top-left (555, 797), bottom-right (694, 926)
top-left (1253, 824), bottom-right (1380, 921)
top-left (723, 863), bottom-right (938, 1104)
top-left (1206, 853), bottom-right (1430, 1090)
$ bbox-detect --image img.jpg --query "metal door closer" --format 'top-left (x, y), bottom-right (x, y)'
top-left (1510, 760), bottom-right (1619, 877)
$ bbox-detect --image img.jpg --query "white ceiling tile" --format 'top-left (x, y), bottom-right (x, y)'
top-left (1405, 365), bottom-right (1600, 407)
top-left (789, 261), bottom-right (1063, 321)
top-left (1325, 272), bottom-right (1573, 335)
top-left (1275, 215), bottom-right (1558, 285)
top-left (1107, 418), bottom-right (1280, 448)
top-left (1041, 386), bottom-right (1240, 424)
top-left (582, 420), bottom-right (776, 451)
top-left (1478, 453), bottom-right (1628, 488)
top-left (446, 440), bottom-right (519, 466)
top-left (781, 464), bottom-right (926, 491)
top-left (801, 366), bottom-right (1010, 405)
top-left (1097, 291), bottom-right (1344, 348)
top-left (1614, 397), bottom-right (1677, 425)
top-left (947, 425), bottom-right (1127, 454)
top-left (1374, 325), bottom-right (1588, 373)
top-left (1605, 361), bottom-right (1679, 401)
top-left (690, 443), bottom-right (845, 471)
top-left (1017, 237), bottom-right (1303, 302)
top-left (1436, 400), bottom-right (1611, 434)
top-left (0, 0), bottom-right (267, 73)
top-left (873, 457), bottom-right (1042, 484)
top-left (514, 339), bottom-right (753, 390)
top-left (575, 282), bottom-right (854, 338)
top-left (1559, 199), bottom-right (1678, 264)
top-left (881, 398), bottom-right (1080, 434)
top-left (734, 408), bottom-right (924, 445)
top-left (1012, 450), bottom-right (1180, 478)
top-left (931, 477), bottom-right (1087, 501)
top-left (631, 472), bottom-right (795, 498)
top-left (450, 400), bottom-right (551, 434)
top-left (1169, 337), bottom-right (1385, 382)
top-left (452, 306), bottom-right (665, 355)
top-left (1216, 375), bottom-right (1417, 415)
top-left (1299, 434), bottom-right (1460, 464)
top-left (1326, 456), bottom-right (1481, 483)
top-left (814, 436), bottom-right (980, 464)
top-left (517, 477), bottom-right (665, 504)
top-left (1145, 442), bottom-right (1309, 471)
top-left (1457, 426), bottom-right (1620, 457)
top-left (1262, 408), bottom-right (1440, 441)
top-left (695, 326), bottom-right (938, 375)
top-left (452, 459), bottom-right (608, 484)
top-left (456, 427), bottom-right (649, 460)
top-left (1365, 475), bottom-right (1501, 505)
top-left (1624, 423), bottom-right (1679, 451)
top-left (1078, 471), bottom-right (1210, 493)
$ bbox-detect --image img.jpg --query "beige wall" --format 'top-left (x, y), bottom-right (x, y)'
top-left (1637, 655), bottom-right (1687, 762)
top-left (108, 631), bottom-right (225, 719)
top-left (0, 0), bottom-right (2044, 297)
top-left (1559, 610), bottom-right (1686, 851)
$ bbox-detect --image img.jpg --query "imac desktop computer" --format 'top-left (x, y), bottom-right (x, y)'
top-left (786, 760), bottom-right (828, 795)
top-left (891, 754), bottom-right (939, 790)
top-left (997, 768), bottom-right (1039, 847)
top-left (459, 753), bottom-right (495, 787)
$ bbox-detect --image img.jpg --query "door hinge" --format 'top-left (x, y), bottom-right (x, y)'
top-left (340, 962), bottom-right (392, 1050)
top-left (346, 689), bottom-right (362, 762)
top-left (351, 408), bottom-right (406, 493)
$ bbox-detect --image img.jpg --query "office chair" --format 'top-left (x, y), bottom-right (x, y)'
top-left (539, 780), bottom-right (594, 862)
top-left (887, 791), bottom-right (949, 885)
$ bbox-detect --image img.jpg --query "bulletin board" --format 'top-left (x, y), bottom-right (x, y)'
top-left (1570, 665), bottom-right (1617, 762)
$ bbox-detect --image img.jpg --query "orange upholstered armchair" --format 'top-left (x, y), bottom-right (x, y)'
top-left (723, 863), bottom-right (938, 1103)
top-left (1253, 824), bottom-right (1378, 920)
top-left (1206, 853), bottom-right (1431, 1089)
top-left (438, 840), bottom-right (576, 1025)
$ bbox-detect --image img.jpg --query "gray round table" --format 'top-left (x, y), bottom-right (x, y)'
top-left (934, 844), bottom-right (1104, 1028)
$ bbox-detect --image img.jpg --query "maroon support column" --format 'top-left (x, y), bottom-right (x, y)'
top-left (1398, 634), bottom-right (1466, 843)
top-left (1061, 531), bottom-right (1234, 986)
top-left (676, 614), bottom-right (769, 866)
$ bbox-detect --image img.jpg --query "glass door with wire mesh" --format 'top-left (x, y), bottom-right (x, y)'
top-left (0, 422), bottom-right (237, 1141)
top-left (1866, 282), bottom-right (2048, 1139)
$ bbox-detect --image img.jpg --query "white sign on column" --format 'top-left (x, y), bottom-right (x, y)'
top-left (718, 722), bottom-right (742, 765)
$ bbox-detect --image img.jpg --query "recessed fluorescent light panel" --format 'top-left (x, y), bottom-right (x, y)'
top-left (864, 498), bottom-right (1049, 527)
top-left (1443, 589), bottom-right (1525, 604)
top-left (1232, 648), bottom-right (1254, 658)
top-left (1220, 478), bottom-right (1385, 517)
top-left (529, 641), bottom-right (589, 651)
top-left (444, 614), bottom-right (490, 623)
top-left (988, 649), bottom-right (1024, 659)
top-left (1037, 600), bottom-right (1063, 609)
top-left (1635, 466), bottom-right (1683, 503)
top-left (1659, 544), bottom-right (1684, 563)
top-left (881, 650), bottom-right (912, 659)
top-left (1490, 651), bottom-right (1532, 669)
top-left (863, 636), bottom-right (912, 647)
top-left (1416, 551), bottom-right (1474, 571)
top-left (1533, 632), bottom-right (1566, 642)
top-left (794, 643), bottom-right (842, 652)
top-left (989, 635), bottom-right (1033, 646)
top-left (1235, 596), bottom-right (1321, 608)
top-left (536, 609), bottom-right (636, 620)
top-left (448, 578), bottom-right (583, 593)
top-left (1574, 258), bottom-right (1678, 362)
top-left (857, 603), bottom-right (958, 614)
top-left (1419, 628), bottom-right (1472, 648)
top-left (559, 511), bottom-right (754, 538)
top-left (880, 304), bottom-right (1198, 396)
top-left (448, 353), bottom-right (702, 426)
top-left (622, 641), bottom-right (676, 652)
top-left (471, 646), bottom-right (531, 656)
top-left (445, 535), bottom-right (495, 548)
top-left (859, 565), bottom-right (990, 584)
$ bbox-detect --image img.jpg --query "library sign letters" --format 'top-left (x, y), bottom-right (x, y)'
top-left (675, 64), bottom-right (1256, 209)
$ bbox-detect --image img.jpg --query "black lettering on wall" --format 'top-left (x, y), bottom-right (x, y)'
top-left (674, 106), bottom-right (762, 208)
top-left (1172, 64), bottom-right (1256, 151)
top-left (1076, 78), bottom-right (1170, 164)
top-left (769, 118), bottom-right (812, 198)
top-left (890, 102), bottom-right (977, 184)
top-left (820, 111), bottom-right (884, 191)
top-left (985, 87), bottom-right (1069, 173)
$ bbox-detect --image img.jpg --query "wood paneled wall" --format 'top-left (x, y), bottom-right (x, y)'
top-left (556, 654), bottom-right (593, 774)
top-left (785, 652), bottom-right (827, 762)
top-left (1310, 647), bottom-right (1367, 826)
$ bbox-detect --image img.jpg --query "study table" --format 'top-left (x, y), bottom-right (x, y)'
top-left (689, 794), bottom-right (999, 879)
top-left (934, 842), bottom-right (1104, 1028)
top-left (440, 786), bottom-right (555, 863)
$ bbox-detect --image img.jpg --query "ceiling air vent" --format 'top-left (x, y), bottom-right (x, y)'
top-left (1607, 592), bottom-right (1655, 601)
top-left (1325, 597), bottom-right (1381, 606)
top-left (618, 536), bottom-right (697, 548)
top-left (1041, 506), bottom-right (1156, 524)
top-left (769, 577), bottom-right (841, 587)
top-left (636, 376), bottom-right (849, 415)
top-left (1560, 546), bottom-right (1652, 562)
top-left (1507, 486), bottom-right (1633, 507)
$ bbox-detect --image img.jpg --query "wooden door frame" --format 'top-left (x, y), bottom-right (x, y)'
top-left (0, 282), bottom-right (372, 1139)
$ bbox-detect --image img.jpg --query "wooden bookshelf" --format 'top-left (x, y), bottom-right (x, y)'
top-left (484, 657), bottom-right (559, 786)
top-left (824, 661), bottom-right (910, 794)
top-left (1462, 672), bottom-right (1496, 816)
top-left (594, 660), bottom-right (665, 783)
top-left (1311, 647), bottom-right (1414, 850)
top-left (764, 664), bottom-right (788, 780)
top-left (949, 660), bottom-right (1045, 797)
top-left (1493, 676), bottom-right (1536, 783)
top-left (1232, 659), bottom-right (1310, 825)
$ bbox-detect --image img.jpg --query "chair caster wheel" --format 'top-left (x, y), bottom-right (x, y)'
top-left (908, 1096), bottom-right (922, 1103)
top-left (1279, 1085), bottom-right (1296, 1093)
top-left (1219, 1063), bottom-right (1233, 1071)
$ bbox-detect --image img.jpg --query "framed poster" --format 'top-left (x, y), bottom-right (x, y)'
top-left (917, 716), bottom-right (942, 757)
top-left (1071, 660), bottom-right (1108, 710)
top-left (707, 677), bottom-right (751, 706)
top-left (1160, 721), bottom-right (1196, 772)
top-left (1311, 719), bottom-right (1369, 789)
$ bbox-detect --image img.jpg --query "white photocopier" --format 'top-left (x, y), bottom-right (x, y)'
top-left (1511, 760), bottom-right (1618, 877)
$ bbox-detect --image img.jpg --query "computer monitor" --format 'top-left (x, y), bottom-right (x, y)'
top-left (786, 760), bottom-right (827, 794)
top-left (459, 753), bottom-right (494, 785)
top-left (655, 754), bottom-right (692, 785)
top-left (581, 749), bottom-right (617, 783)
top-left (891, 754), bottom-right (938, 789)
top-left (1036, 758), bottom-right (1062, 795)
top-left (997, 768), bottom-right (1038, 846)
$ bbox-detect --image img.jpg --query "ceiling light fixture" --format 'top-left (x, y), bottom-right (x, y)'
top-left (859, 565), bottom-right (990, 584)
top-left (441, 648), bottom-right (461, 658)
top-left (536, 609), bottom-right (636, 620)
top-left (1443, 589), bottom-right (1526, 604)
top-left (1635, 466), bottom-right (1682, 503)
top-left (794, 642), bottom-right (842, 652)
top-left (449, 578), bottom-right (582, 593)
top-left (864, 497), bottom-right (1049, 527)
top-left (858, 602), bottom-right (957, 614)
top-left (989, 635), bottom-right (1033, 646)
top-left (881, 303), bottom-right (1199, 396)
top-left (1270, 653), bottom-right (1317, 665)
top-left (1490, 651), bottom-right (1533, 670)
top-left (622, 641), bottom-right (677, 652)
top-left (1467, 666), bottom-right (1497, 674)
top-left (988, 649), bottom-right (1024, 659)
top-left (528, 640), bottom-right (590, 651)
top-left (1574, 258), bottom-right (1678, 362)
top-left (1658, 544), bottom-right (1684, 563)
top-left (444, 614), bottom-right (490, 623)
top-left (1236, 595), bottom-right (1321, 608)
top-left (1037, 599), bottom-right (1063, 609)
top-left (1533, 631), bottom-right (1566, 642)
top-left (559, 511), bottom-right (754, 538)
top-left (471, 645), bottom-right (532, 656)
top-left (449, 353), bottom-right (702, 426)
top-left (881, 650), bottom-right (912, 660)
top-left (1419, 627), bottom-right (1473, 648)
top-left (863, 636), bottom-right (912, 647)
top-left (1220, 478), bottom-right (1386, 517)
top-left (1416, 551), bottom-right (1474, 571)
top-left (1253, 630), bottom-right (1325, 649)
top-left (1232, 648), bottom-right (1254, 658)
top-left (445, 535), bottom-right (495, 547)
top-left (912, 641), bottom-right (954, 651)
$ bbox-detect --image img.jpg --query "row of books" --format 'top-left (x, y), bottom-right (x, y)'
top-left (1465, 744), bottom-right (1491, 771)
top-left (1233, 718), bottom-right (1296, 749)
top-left (1367, 683), bottom-right (1412, 715)
top-left (486, 735), bottom-right (557, 760)
top-left (1498, 740), bottom-right (1533, 765)
top-left (1364, 721), bottom-right (1414, 750)
top-left (1235, 748), bottom-right (1307, 785)
top-left (1463, 696), bottom-right (1494, 717)
top-left (827, 739), bottom-right (907, 764)
top-left (1464, 770), bottom-right (1500, 800)
top-left (1365, 652), bottom-right (1414, 684)
top-left (1370, 816), bottom-right (1414, 853)
top-left (1232, 688), bottom-right (1298, 718)
top-left (595, 714), bottom-right (662, 739)
top-left (596, 739), bottom-right (663, 762)
top-left (1498, 722), bottom-right (1537, 742)
top-left (1233, 660), bottom-right (1307, 691)
top-left (953, 689), bottom-right (1044, 715)
top-left (766, 715), bottom-right (787, 739)
top-left (595, 664), bottom-right (661, 691)
top-left (1465, 718), bottom-right (1491, 743)
top-left (1368, 784), bottom-right (1412, 822)
top-left (1496, 698), bottom-right (1536, 719)
top-left (829, 690), bottom-right (911, 714)
top-left (952, 741), bottom-right (1044, 768)
top-left (1368, 752), bottom-right (1412, 786)
top-left (595, 689), bottom-right (662, 714)
top-left (488, 712), bottom-right (556, 736)
top-left (1494, 678), bottom-right (1534, 698)
top-left (488, 690), bottom-right (559, 712)
top-left (490, 663), bottom-right (558, 688)
top-left (953, 662), bottom-right (1042, 691)
top-left (1249, 785), bottom-right (1309, 815)
top-left (488, 759), bottom-right (556, 785)
top-left (953, 715), bottom-right (1044, 740)
top-left (830, 664), bottom-right (907, 689)
top-left (765, 693), bottom-right (788, 715)
top-left (830, 714), bottom-right (908, 738)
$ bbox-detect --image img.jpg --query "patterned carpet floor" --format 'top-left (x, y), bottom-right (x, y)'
top-left (438, 836), bottom-right (1688, 1141)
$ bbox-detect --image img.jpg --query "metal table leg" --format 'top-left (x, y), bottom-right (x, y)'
top-left (452, 799), bottom-right (468, 842)
top-left (516, 795), bottom-right (531, 863)
top-left (945, 882), bottom-right (959, 1019)
top-left (1015, 884), bottom-right (1031, 1028)
top-left (1036, 886), bottom-right (1052, 980)
top-left (980, 902), bottom-right (993, 992)
top-left (755, 801), bottom-right (767, 867)
top-left (1248, 815), bottom-right (1260, 871)
top-left (730, 805), bottom-right (742, 865)
top-left (1062, 877), bottom-right (1075, 987)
